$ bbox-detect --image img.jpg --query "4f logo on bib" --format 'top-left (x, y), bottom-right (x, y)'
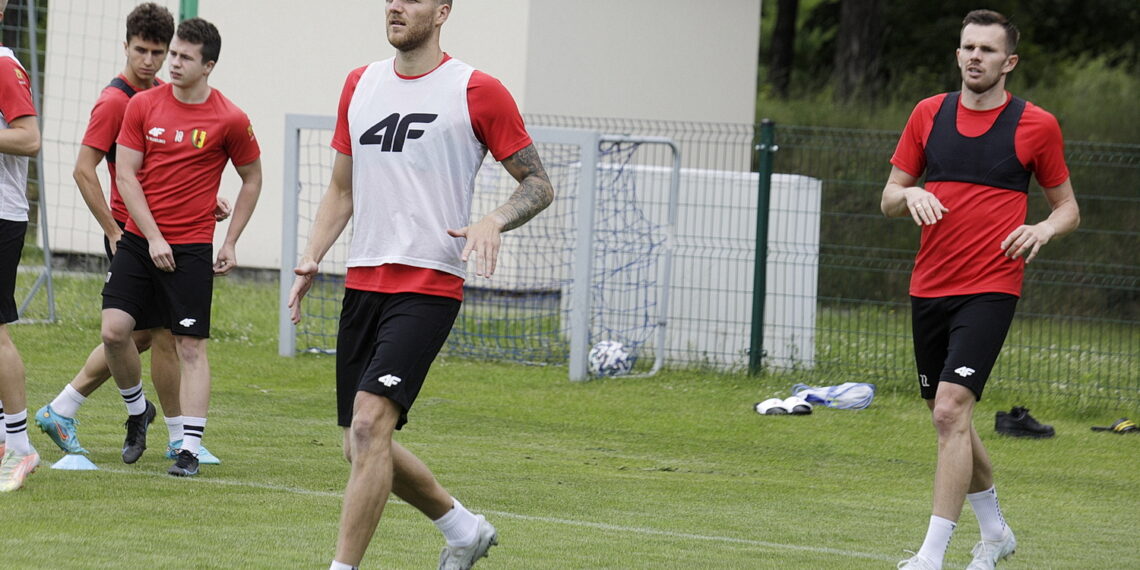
top-left (360, 113), bottom-right (438, 152)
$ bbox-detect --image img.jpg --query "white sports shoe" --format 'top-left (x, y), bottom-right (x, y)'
top-left (966, 528), bottom-right (1016, 569)
top-left (897, 553), bottom-right (938, 569)
top-left (438, 514), bottom-right (498, 570)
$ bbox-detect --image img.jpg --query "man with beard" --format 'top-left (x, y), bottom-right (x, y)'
top-left (288, 1), bottom-right (553, 569)
top-left (882, 9), bottom-right (1079, 570)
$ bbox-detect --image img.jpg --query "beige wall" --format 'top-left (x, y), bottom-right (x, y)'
top-left (43, 0), bottom-right (760, 270)
top-left (523, 0), bottom-right (760, 122)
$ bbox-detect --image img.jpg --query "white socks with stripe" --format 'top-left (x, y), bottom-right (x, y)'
top-left (119, 383), bottom-right (148, 416)
top-left (3, 409), bottom-right (30, 454)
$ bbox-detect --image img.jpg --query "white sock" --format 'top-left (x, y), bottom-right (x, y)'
top-left (50, 384), bottom-right (87, 418)
top-left (181, 416), bottom-right (206, 455)
top-left (3, 409), bottom-right (31, 454)
top-left (968, 486), bottom-right (1008, 541)
top-left (329, 562), bottom-right (357, 570)
top-left (165, 416), bottom-right (184, 444)
top-left (0, 400), bottom-right (6, 443)
top-left (433, 498), bottom-right (479, 547)
top-left (119, 383), bottom-right (147, 416)
top-left (917, 515), bottom-right (955, 568)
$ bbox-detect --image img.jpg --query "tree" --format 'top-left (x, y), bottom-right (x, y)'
top-left (767, 0), bottom-right (799, 99)
top-left (830, 0), bottom-right (884, 101)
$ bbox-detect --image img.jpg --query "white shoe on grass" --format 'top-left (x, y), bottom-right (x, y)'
top-left (897, 552), bottom-right (938, 569)
top-left (966, 528), bottom-right (1016, 569)
top-left (438, 514), bottom-right (498, 570)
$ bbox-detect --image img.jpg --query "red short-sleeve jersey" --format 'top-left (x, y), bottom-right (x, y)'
top-left (117, 84), bottom-right (260, 244)
top-left (81, 75), bottom-right (163, 224)
top-left (890, 92), bottom-right (1070, 297)
top-left (0, 54), bottom-right (36, 123)
top-left (0, 48), bottom-right (37, 222)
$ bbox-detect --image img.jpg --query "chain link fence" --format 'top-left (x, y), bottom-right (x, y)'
top-left (529, 115), bottom-right (1139, 409)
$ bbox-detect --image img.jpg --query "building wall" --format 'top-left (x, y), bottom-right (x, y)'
top-left (43, 0), bottom-right (760, 270)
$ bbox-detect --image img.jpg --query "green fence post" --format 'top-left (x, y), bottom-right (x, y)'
top-left (749, 119), bottom-right (777, 375)
top-left (180, 0), bottom-right (198, 20)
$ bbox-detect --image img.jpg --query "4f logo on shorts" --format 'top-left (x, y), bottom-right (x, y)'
top-left (377, 374), bottom-right (402, 388)
top-left (919, 374), bottom-right (929, 387)
top-left (179, 318), bottom-right (197, 328)
top-left (359, 113), bottom-right (438, 152)
top-left (954, 366), bottom-right (976, 378)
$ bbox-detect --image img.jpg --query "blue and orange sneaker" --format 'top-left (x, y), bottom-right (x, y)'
top-left (34, 405), bottom-right (88, 454)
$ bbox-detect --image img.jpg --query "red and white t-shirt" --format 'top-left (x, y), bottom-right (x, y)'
top-left (82, 74), bottom-right (163, 224)
top-left (331, 55), bottom-right (532, 300)
top-left (0, 46), bottom-right (37, 222)
top-left (891, 92), bottom-right (1069, 298)
top-left (117, 83), bottom-right (260, 244)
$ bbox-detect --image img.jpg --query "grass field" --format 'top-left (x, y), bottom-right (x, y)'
top-left (3, 278), bottom-right (1138, 569)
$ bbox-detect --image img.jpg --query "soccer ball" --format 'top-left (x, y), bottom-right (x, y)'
top-left (588, 340), bottom-right (633, 377)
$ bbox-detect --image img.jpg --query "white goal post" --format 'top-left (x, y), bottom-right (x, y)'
top-left (278, 115), bottom-right (679, 382)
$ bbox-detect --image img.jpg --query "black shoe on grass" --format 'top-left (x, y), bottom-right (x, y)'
top-left (168, 449), bottom-right (200, 477)
top-left (995, 406), bottom-right (1055, 438)
top-left (122, 400), bottom-right (156, 463)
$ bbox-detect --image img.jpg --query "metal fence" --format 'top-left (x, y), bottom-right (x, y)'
top-left (528, 115), bottom-right (1140, 410)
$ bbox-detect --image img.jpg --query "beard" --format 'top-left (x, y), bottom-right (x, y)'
top-left (387, 20), bottom-right (434, 52)
top-left (961, 67), bottom-right (1005, 95)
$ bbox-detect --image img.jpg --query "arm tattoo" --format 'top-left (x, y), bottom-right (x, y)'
top-left (496, 144), bottom-right (554, 232)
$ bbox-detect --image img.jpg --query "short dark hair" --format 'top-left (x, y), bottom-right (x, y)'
top-left (962, 9), bottom-right (1019, 53)
top-left (125, 3), bottom-right (175, 45)
top-left (176, 18), bottom-right (222, 64)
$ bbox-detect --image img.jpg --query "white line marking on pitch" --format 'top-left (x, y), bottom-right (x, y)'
top-left (98, 467), bottom-right (894, 562)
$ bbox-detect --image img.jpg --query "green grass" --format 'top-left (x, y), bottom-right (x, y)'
top-left (4, 279), bottom-right (1139, 568)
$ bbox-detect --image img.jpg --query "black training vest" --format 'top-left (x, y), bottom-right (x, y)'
top-left (104, 77), bottom-right (140, 164)
top-left (924, 91), bottom-right (1031, 193)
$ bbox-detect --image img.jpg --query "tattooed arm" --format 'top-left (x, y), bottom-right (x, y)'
top-left (447, 143), bottom-right (555, 277)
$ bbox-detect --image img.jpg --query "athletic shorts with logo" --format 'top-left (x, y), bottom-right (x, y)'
top-left (0, 220), bottom-right (27, 324)
top-left (104, 220), bottom-right (163, 331)
top-left (911, 292), bottom-right (1018, 400)
top-left (102, 231), bottom-right (213, 337)
top-left (336, 289), bottom-right (461, 429)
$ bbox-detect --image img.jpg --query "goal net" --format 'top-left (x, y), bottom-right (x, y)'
top-left (279, 117), bottom-right (678, 380)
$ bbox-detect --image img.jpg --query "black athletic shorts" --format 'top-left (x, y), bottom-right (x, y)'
top-left (105, 220), bottom-right (163, 331)
top-left (0, 219), bottom-right (27, 324)
top-left (101, 231), bottom-right (214, 338)
top-left (336, 289), bottom-right (461, 429)
top-left (911, 293), bottom-right (1019, 400)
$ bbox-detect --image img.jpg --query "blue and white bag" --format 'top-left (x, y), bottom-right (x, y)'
top-left (791, 382), bottom-right (875, 410)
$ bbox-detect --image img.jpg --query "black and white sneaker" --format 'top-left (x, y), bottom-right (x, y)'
top-left (168, 449), bottom-right (200, 477)
top-left (995, 406), bottom-right (1055, 438)
top-left (122, 400), bottom-right (156, 463)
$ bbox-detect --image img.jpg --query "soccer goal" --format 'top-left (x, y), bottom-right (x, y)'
top-left (278, 115), bottom-right (680, 381)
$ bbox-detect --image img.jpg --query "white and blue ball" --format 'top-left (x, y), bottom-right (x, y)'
top-left (588, 340), bottom-right (633, 376)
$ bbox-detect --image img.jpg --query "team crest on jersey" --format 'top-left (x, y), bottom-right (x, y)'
top-left (247, 124), bottom-right (255, 140)
top-left (13, 67), bottom-right (27, 85)
top-left (192, 129), bottom-right (208, 149)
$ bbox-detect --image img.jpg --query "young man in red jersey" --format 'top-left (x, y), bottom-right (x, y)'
top-left (102, 17), bottom-right (261, 478)
top-left (882, 10), bottom-right (1080, 570)
top-left (0, 0), bottom-right (43, 492)
top-left (35, 3), bottom-right (219, 467)
top-left (288, 1), bottom-right (553, 568)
